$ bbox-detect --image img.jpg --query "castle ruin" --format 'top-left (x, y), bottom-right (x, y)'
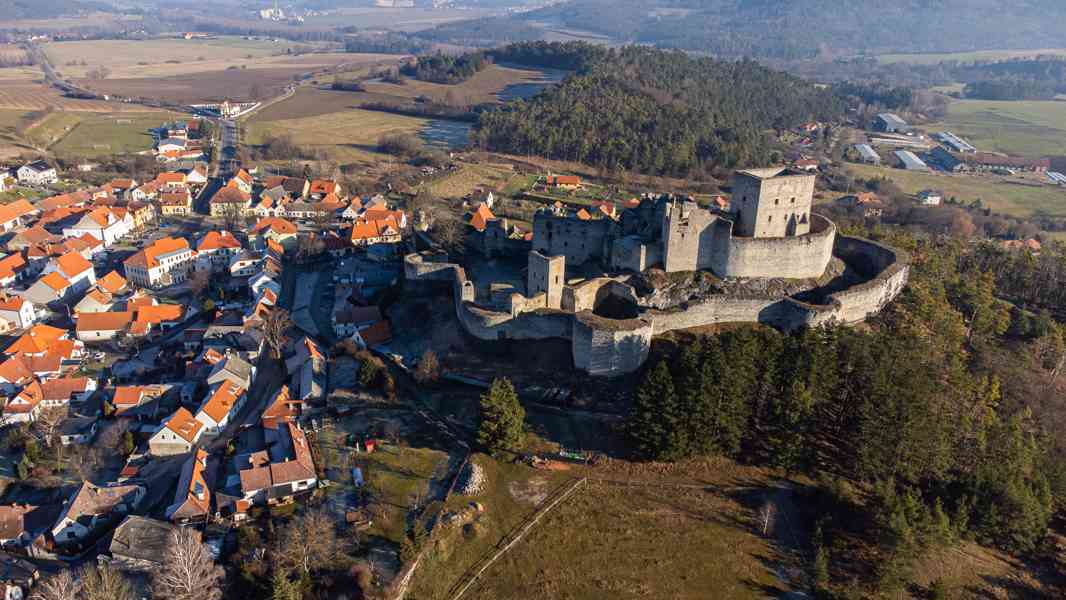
top-left (407, 168), bottom-right (910, 377)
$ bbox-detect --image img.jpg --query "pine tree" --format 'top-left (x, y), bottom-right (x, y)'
top-left (271, 571), bottom-right (300, 600)
top-left (476, 378), bottom-right (525, 454)
top-left (626, 361), bottom-right (678, 460)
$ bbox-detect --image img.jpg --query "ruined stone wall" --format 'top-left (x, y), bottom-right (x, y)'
top-left (662, 201), bottom-right (718, 273)
top-left (405, 232), bottom-right (910, 378)
top-left (561, 277), bottom-right (632, 313)
top-left (572, 312), bottom-right (653, 377)
top-left (532, 212), bottom-right (612, 266)
top-left (707, 214), bottom-right (836, 279)
top-left (823, 236), bottom-right (911, 324)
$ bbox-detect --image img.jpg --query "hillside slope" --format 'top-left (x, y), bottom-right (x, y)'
top-left (420, 0), bottom-right (1066, 60)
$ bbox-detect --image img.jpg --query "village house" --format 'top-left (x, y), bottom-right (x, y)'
top-left (839, 192), bottom-right (886, 218)
top-left (39, 377), bottom-right (96, 410)
top-left (195, 380), bottom-right (247, 435)
top-left (0, 296), bottom-right (36, 331)
top-left (2, 379), bottom-right (44, 424)
top-left (0, 552), bottom-right (39, 598)
top-left (545, 174), bottom-right (582, 190)
top-left (250, 217), bottom-right (298, 251)
top-left (0, 254), bottom-right (29, 287)
top-left (237, 421), bottom-right (317, 506)
top-left (166, 449), bottom-right (212, 524)
top-left (108, 516), bottom-right (182, 574)
top-left (74, 287), bottom-right (114, 315)
top-left (123, 237), bottom-right (196, 289)
top-left (210, 186), bottom-right (252, 219)
top-left (349, 216), bottom-right (402, 247)
top-left (149, 407), bottom-right (204, 456)
top-left (112, 386), bottom-right (151, 415)
top-left (228, 251), bottom-right (260, 278)
top-left (309, 179), bottom-right (343, 201)
top-left (61, 207), bottom-right (132, 247)
top-left (918, 190), bottom-right (943, 206)
top-left (75, 311), bottom-right (133, 342)
top-left (158, 190), bottom-right (193, 217)
top-left (42, 251), bottom-right (96, 295)
top-left (51, 481), bottom-right (145, 544)
top-left (97, 270), bottom-right (129, 296)
top-left (196, 230), bottom-right (243, 272)
top-left (23, 271), bottom-right (72, 306)
top-left (107, 179), bottom-right (138, 199)
top-left (229, 169), bottom-right (255, 195)
top-left (17, 161), bottom-right (57, 186)
top-left (263, 176), bottom-right (309, 200)
top-left (0, 199), bottom-right (37, 233)
top-left (0, 503), bottom-right (61, 557)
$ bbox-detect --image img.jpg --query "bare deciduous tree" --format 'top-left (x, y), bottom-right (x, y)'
top-left (153, 528), bottom-right (224, 600)
top-left (431, 210), bottom-right (467, 255)
top-left (81, 563), bottom-right (135, 600)
top-left (274, 509), bottom-right (343, 576)
top-left (189, 268), bottom-right (212, 299)
top-left (30, 570), bottom-right (79, 600)
top-left (32, 406), bottom-right (67, 448)
top-left (757, 500), bottom-right (777, 536)
top-left (260, 307), bottom-right (293, 360)
top-left (414, 350), bottom-right (440, 384)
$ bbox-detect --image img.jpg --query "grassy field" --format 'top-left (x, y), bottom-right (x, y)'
top-left (879, 48), bottom-right (1066, 65)
top-left (408, 456), bottom-right (787, 600)
top-left (362, 64), bottom-right (557, 105)
top-left (426, 163), bottom-right (523, 198)
top-left (924, 99), bottom-right (1066, 159)
top-left (847, 163), bottom-right (1066, 218)
top-left (0, 83), bottom-right (132, 112)
top-left (51, 112), bottom-right (178, 157)
top-left (362, 444), bottom-right (448, 546)
top-left (43, 37), bottom-right (340, 79)
top-left (245, 106), bottom-right (429, 163)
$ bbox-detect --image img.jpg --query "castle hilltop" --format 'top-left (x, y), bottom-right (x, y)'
top-left (407, 168), bottom-right (910, 377)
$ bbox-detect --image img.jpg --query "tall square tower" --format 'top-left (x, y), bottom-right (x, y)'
top-left (731, 168), bottom-right (816, 238)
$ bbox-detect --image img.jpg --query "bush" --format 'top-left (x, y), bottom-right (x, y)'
top-left (378, 133), bottom-right (424, 158)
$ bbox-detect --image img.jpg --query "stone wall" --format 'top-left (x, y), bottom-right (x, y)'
top-left (708, 214), bottom-right (836, 279)
top-left (527, 251), bottom-right (564, 309)
top-left (572, 312), bottom-right (653, 377)
top-left (405, 232), bottom-right (909, 377)
top-left (532, 212), bottom-right (612, 266)
top-left (662, 201), bottom-right (717, 273)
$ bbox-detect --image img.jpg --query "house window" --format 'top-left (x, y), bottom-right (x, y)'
top-left (774, 198), bottom-right (779, 206)
top-left (768, 215), bottom-right (773, 223)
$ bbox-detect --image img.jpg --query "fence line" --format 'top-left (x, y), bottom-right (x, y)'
top-left (448, 477), bottom-right (588, 600)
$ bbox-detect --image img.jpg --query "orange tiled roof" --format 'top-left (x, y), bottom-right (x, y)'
top-left (162, 407), bottom-right (203, 444)
top-left (76, 311), bottom-right (133, 333)
top-left (39, 272), bottom-right (70, 292)
top-left (198, 231), bottom-right (241, 252)
top-left (350, 216), bottom-right (399, 242)
top-left (135, 304), bottom-right (183, 324)
top-left (124, 237), bottom-right (191, 269)
top-left (200, 380), bottom-right (244, 422)
top-left (5, 325), bottom-right (67, 355)
top-left (252, 217), bottom-right (297, 235)
top-left (113, 385), bottom-right (147, 408)
top-left (97, 271), bottom-right (128, 295)
top-left (468, 203), bottom-right (495, 232)
top-left (57, 252), bottom-right (93, 278)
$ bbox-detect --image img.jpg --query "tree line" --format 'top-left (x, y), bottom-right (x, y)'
top-left (626, 229), bottom-right (1066, 591)
top-left (474, 44), bottom-right (843, 176)
top-left (399, 51), bottom-right (492, 84)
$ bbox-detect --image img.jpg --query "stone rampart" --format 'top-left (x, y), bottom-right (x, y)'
top-left (708, 214), bottom-right (836, 279)
top-left (572, 312), bottom-right (653, 377)
top-left (405, 233), bottom-right (909, 377)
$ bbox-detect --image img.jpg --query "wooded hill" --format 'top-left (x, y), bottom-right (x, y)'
top-left (473, 45), bottom-right (842, 175)
top-left (416, 0), bottom-right (1066, 60)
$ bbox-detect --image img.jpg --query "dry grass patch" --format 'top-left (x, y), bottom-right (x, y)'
top-left (245, 107), bottom-right (428, 163)
top-left (426, 163), bottom-right (516, 198)
top-left (363, 65), bottom-right (555, 105)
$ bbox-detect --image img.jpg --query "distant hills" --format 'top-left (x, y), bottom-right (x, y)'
top-left (8, 0), bottom-right (113, 20)
top-left (416, 0), bottom-right (1066, 60)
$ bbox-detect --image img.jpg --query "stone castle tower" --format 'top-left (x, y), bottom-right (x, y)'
top-left (527, 250), bottom-right (565, 309)
top-left (731, 168), bottom-right (816, 238)
top-left (661, 199), bottom-right (717, 273)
